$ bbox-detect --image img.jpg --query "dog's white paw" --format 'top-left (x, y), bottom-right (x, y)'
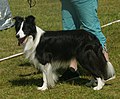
top-left (37, 86), bottom-right (48, 91)
top-left (93, 78), bottom-right (105, 90)
top-left (93, 86), bottom-right (103, 90)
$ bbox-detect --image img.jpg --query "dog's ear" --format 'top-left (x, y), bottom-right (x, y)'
top-left (13, 16), bottom-right (24, 23)
top-left (13, 16), bottom-right (24, 32)
top-left (25, 15), bottom-right (35, 24)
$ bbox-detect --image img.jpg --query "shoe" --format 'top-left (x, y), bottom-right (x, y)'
top-left (59, 67), bottom-right (80, 81)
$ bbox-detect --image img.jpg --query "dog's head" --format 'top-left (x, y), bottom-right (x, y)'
top-left (14, 15), bottom-right (37, 46)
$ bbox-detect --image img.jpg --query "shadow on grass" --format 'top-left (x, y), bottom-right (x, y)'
top-left (19, 71), bottom-right (41, 77)
top-left (61, 77), bottom-right (89, 86)
top-left (9, 77), bottom-right (89, 87)
top-left (10, 63), bottom-right (91, 87)
top-left (18, 62), bottom-right (32, 67)
top-left (9, 78), bottom-right (43, 87)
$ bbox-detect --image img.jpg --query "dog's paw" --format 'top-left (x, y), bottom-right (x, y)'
top-left (93, 86), bottom-right (103, 90)
top-left (37, 86), bottom-right (48, 91)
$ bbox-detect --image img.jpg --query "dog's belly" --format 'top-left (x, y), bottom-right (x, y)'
top-left (51, 61), bottom-right (70, 70)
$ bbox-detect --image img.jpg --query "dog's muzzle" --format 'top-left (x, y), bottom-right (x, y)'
top-left (16, 35), bottom-right (27, 46)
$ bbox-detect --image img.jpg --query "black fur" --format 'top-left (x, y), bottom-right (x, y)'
top-left (35, 29), bottom-right (108, 79)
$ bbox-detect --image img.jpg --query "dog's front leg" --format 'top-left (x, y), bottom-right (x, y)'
top-left (37, 71), bottom-right (48, 91)
top-left (37, 63), bottom-right (56, 91)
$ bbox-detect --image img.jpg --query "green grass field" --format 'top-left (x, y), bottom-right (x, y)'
top-left (0, 0), bottom-right (120, 99)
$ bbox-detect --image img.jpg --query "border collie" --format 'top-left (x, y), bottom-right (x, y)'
top-left (14, 15), bottom-right (115, 90)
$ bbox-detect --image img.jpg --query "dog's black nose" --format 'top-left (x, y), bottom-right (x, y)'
top-left (16, 35), bottom-right (20, 38)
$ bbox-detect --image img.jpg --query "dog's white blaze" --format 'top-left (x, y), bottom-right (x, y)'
top-left (17, 22), bottom-right (25, 38)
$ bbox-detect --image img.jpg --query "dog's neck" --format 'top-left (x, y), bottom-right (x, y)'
top-left (23, 26), bottom-right (45, 59)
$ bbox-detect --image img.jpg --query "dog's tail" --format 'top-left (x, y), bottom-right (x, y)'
top-left (105, 61), bottom-right (115, 81)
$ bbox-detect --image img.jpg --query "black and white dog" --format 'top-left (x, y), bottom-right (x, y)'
top-left (14, 15), bottom-right (115, 90)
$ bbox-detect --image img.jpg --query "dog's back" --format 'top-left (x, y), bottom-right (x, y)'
top-left (35, 29), bottom-right (101, 64)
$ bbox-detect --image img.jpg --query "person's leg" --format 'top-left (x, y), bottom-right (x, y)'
top-left (70, 58), bottom-right (78, 71)
top-left (72, 0), bottom-right (110, 61)
top-left (60, 0), bottom-right (79, 80)
top-left (61, 0), bottom-right (78, 71)
top-left (61, 0), bottom-right (80, 30)
top-left (73, 0), bottom-right (106, 47)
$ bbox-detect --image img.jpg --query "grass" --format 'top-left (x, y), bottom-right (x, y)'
top-left (0, 0), bottom-right (120, 99)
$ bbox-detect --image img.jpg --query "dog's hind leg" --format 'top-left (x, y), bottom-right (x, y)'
top-left (93, 78), bottom-right (105, 90)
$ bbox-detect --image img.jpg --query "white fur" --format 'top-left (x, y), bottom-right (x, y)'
top-left (37, 61), bottom-right (69, 90)
top-left (51, 61), bottom-right (69, 71)
top-left (23, 26), bottom-right (45, 59)
top-left (17, 22), bottom-right (25, 38)
top-left (106, 61), bottom-right (115, 82)
top-left (93, 78), bottom-right (105, 90)
top-left (37, 70), bottom-right (48, 90)
top-left (44, 63), bottom-right (57, 87)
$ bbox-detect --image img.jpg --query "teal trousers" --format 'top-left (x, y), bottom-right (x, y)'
top-left (61, 0), bottom-right (106, 48)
